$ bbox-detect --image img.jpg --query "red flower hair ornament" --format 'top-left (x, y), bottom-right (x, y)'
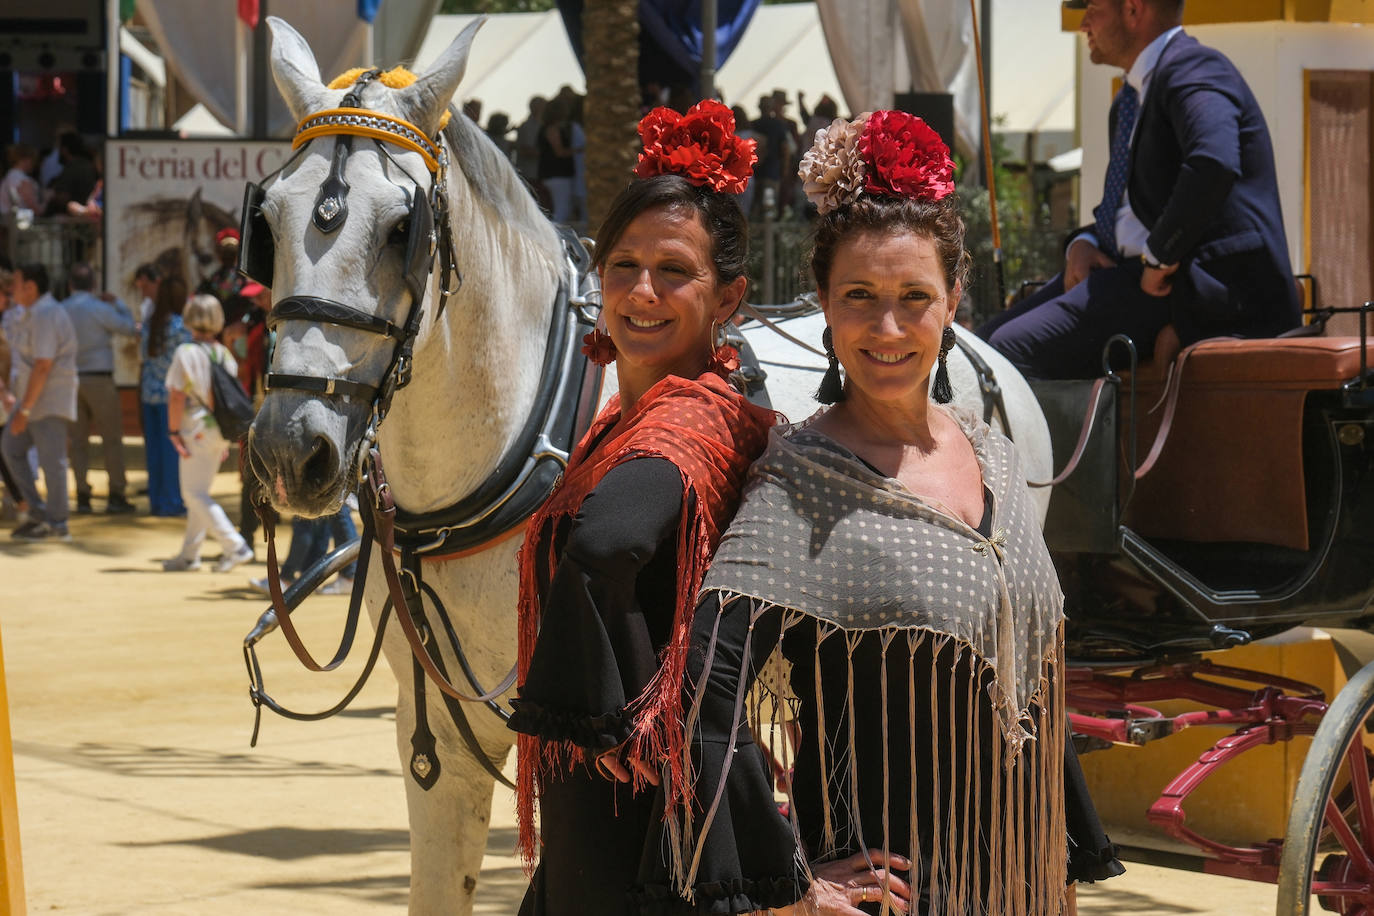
top-left (634, 99), bottom-right (757, 194)
top-left (799, 110), bottom-right (956, 214)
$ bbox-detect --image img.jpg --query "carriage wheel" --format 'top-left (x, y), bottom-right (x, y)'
top-left (1277, 659), bottom-right (1374, 915)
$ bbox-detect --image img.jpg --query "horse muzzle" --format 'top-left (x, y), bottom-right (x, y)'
top-left (246, 394), bottom-right (366, 516)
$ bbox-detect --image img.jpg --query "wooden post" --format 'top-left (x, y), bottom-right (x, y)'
top-left (0, 622), bottom-right (24, 915)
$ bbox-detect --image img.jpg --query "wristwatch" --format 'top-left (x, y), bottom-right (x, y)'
top-left (17, 407), bottom-right (29, 417)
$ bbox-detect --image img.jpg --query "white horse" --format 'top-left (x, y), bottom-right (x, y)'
top-left (245, 16), bottom-right (1053, 913)
top-left (247, 18), bottom-right (558, 913)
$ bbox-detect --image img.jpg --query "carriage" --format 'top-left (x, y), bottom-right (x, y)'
top-left (1026, 303), bottom-right (1374, 914)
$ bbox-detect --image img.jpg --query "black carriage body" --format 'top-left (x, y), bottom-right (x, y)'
top-left (1033, 337), bottom-right (1374, 662)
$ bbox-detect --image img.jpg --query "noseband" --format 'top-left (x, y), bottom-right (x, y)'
top-left (238, 69), bottom-right (462, 434)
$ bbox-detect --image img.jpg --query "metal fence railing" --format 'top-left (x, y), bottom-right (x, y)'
top-left (2, 215), bottom-right (102, 296)
top-left (749, 218), bottom-right (813, 306)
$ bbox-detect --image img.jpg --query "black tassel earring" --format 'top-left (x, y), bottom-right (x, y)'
top-left (817, 325), bottom-right (845, 404)
top-left (933, 325), bottom-right (956, 404)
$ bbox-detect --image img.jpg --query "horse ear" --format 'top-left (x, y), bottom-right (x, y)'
top-left (399, 17), bottom-right (485, 136)
top-left (267, 16), bottom-right (326, 122)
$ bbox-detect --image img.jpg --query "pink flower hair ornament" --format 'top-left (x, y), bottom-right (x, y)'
top-left (798, 110), bottom-right (956, 215)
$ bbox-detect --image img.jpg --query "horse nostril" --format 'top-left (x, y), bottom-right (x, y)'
top-left (301, 435), bottom-right (338, 494)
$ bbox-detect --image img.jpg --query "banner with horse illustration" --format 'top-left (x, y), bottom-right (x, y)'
top-left (103, 139), bottom-right (289, 386)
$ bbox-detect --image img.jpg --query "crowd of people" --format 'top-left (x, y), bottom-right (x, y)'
top-left (0, 228), bottom-right (354, 591)
top-left (0, 130), bottom-right (104, 226)
top-left (477, 84), bottom-right (848, 226)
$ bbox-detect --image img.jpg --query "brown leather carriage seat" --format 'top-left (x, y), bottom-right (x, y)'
top-left (1122, 336), bottom-right (1366, 551)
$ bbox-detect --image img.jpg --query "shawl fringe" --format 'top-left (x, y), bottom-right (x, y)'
top-left (671, 598), bottom-right (1070, 915)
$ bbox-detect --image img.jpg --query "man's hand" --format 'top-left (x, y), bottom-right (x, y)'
top-left (1065, 239), bottom-right (1114, 292)
top-left (1141, 262), bottom-right (1179, 298)
top-left (9, 410), bottom-right (27, 436)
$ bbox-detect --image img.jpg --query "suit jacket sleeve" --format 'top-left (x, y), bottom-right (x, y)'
top-left (1144, 73), bottom-right (1244, 266)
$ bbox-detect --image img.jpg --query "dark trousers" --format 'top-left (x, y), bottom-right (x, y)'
top-left (0, 425), bottom-right (20, 503)
top-left (71, 373), bottom-right (127, 501)
top-left (977, 260), bottom-right (1174, 380)
top-left (279, 507), bottom-right (358, 579)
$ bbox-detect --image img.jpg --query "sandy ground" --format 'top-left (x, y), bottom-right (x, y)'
top-left (0, 444), bottom-right (1290, 914)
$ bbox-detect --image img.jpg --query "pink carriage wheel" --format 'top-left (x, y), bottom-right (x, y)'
top-left (1278, 659), bottom-right (1374, 915)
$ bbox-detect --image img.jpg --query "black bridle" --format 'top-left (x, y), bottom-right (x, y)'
top-left (238, 69), bottom-right (462, 447)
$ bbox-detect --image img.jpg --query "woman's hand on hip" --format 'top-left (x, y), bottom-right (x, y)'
top-left (771, 850), bottom-right (912, 915)
top-left (594, 747), bottom-right (660, 786)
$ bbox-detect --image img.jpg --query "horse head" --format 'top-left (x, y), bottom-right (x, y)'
top-left (245, 16), bottom-right (484, 517)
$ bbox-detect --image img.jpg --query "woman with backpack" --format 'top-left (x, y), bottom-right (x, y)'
top-left (162, 294), bottom-right (254, 573)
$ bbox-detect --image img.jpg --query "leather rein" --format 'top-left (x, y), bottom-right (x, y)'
top-left (244, 79), bottom-right (601, 788)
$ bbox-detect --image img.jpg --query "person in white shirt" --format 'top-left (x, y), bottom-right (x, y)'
top-left (162, 294), bottom-right (253, 572)
top-left (1, 263), bottom-right (78, 542)
top-left (0, 145), bottom-right (40, 218)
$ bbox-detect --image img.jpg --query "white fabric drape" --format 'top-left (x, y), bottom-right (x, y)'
top-left (814, 0), bottom-right (981, 160)
top-left (137, 0), bottom-right (435, 137)
top-left (815, 0), bottom-right (898, 116)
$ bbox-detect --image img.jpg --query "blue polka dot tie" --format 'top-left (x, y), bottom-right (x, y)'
top-left (1093, 82), bottom-right (1139, 260)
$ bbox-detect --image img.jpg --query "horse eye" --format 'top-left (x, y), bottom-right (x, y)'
top-left (387, 217), bottom-right (410, 247)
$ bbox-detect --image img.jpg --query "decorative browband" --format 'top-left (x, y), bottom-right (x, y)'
top-left (293, 107), bottom-right (441, 174)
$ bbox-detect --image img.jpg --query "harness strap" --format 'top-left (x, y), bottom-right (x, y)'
top-left (369, 448), bottom-right (520, 705)
top-left (1027, 377), bottom-right (1111, 489)
top-left (408, 651), bottom-right (443, 790)
top-left (952, 334), bottom-right (1012, 431)
top-left (265, 373), bottom-right (378, 401)
top-left (404, 558), bottom-right (516, 790)
top-left (740, 302), bottom-right (827, 359)
top-left (268, 295), bottom-right (408, 342)
top-left (243, 597), bottom-right (392, 747)
top-left (256, 502), bottom-right (371, 673)
top-left (1132, 340), bottom-right (1204, 481)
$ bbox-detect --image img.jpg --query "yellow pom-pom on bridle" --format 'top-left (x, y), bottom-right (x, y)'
top-left (326, 66), bottom-right (453, 131)
top-left (291, 65), bottom-right (450, 174)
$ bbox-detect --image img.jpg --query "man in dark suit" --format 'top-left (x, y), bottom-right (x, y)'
top-left (979, 0), bottom-right (1300, 379)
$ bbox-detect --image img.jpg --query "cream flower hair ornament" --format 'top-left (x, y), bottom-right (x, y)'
top-left (799, 110), bottom-right (957, 215)
top-left (798, 114), bottom-right (870, 215)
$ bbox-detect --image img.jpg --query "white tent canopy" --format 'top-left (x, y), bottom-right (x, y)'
top-left (415, 2), bottom-right (1074, 153)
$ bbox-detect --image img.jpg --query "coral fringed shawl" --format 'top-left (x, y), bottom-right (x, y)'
top-left (515, 371), bottom-right (774, 871)
top-left (674, 409), bottom-right (1069, 914)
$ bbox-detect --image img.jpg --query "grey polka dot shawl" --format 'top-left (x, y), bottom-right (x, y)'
top-left (669, 407), bottom-right (1068, 915)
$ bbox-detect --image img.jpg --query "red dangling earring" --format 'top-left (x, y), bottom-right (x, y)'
top-left (707, 320), bottom-right (740, 376)
top-left (581, 328), bottom-right (616, 367)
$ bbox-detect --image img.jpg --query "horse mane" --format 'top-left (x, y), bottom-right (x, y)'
top-left (439, 108), bottom-right (562, 262)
